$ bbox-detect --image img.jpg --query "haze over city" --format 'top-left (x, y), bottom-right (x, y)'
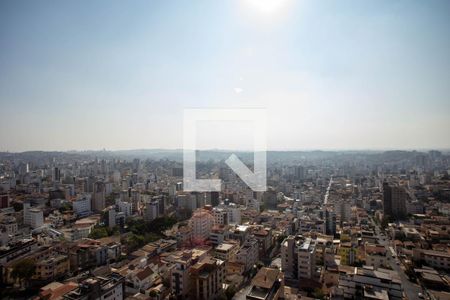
top-left (1, 2), bottom-right (450, 300)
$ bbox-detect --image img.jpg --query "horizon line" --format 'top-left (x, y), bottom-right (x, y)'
top-left (1, 147), bottom-right (450, 154)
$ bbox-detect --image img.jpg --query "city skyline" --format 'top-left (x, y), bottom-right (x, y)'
top-left (1, 0), bottom-right (450, 151)
top-left (2, 2), bottom-right (450, 299)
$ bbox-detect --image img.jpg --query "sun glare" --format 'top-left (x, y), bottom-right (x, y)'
top-left (244, 0), bottom-right (290, 14)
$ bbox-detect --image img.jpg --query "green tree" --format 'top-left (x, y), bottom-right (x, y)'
top-left (312, 288), bottom-right (325, 300)
top-left (11, 258), bottom-right (36, 288)
top-left (125, 234), bottom-right (146, 252)
top-left (88, 226), bottom-right (109, 239)
top-left (225, 286), bottom-right (237, 300)
top-left (149, 290), bottom-right (159, 298)
top-left (260, 204), bottom-right (266, 212)
top-left (59, 202), bottom-right (72, 213)
top-left (216, 292), bottom-right (227, 300)
top-left (277, 235), bottom-right (287, 244)
top-left (381, 216), bottom-right (391, 230)
top-left (12, 202), bottom-right (23, 212)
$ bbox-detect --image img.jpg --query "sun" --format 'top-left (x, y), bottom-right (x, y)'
top-left (244, 0), bottom-right (290, 14)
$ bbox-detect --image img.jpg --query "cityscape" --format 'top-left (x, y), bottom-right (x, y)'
top-left (1, 1), bottom-right (450, 300)
top-left (0, 150), bottom-right (449, 299)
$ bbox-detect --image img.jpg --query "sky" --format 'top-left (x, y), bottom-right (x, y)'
top-left (0, 0), bottom-right (449, 152)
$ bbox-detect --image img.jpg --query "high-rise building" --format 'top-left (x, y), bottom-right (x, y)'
top-left (188, 256), bottom-right (225, 300)
top-left (29, 208), bottom-right (44, 229)
top-left (263, 188), bottom-right (277, 210)
top-left (92, 181), bottom-right (106, 212)
top-left (325, 209), bottom-right (336, 236)
top-left (294, 165), bottom-right (306, 180)
top-left (0, 194), bottom-right (8, 209)
top-left (235, 238), bottom-right (259, 272)
top-left (73, 194), bottom-right (92, 217)
top-left (383, 182), bottom-right (407, 220)
top-left (144, 201), bottom-right (160, 222)
top-left (207, 191), bottom-right (220, 207)
top-left (171, 251), bottom-right (194, 300)
top-left (153, 195), bottom-right (166, 215)
top-left (53, 167), bottom-right (61, 182)
top-left (281, 235), bottom-right (316, 279)
top-left (281, 236), bottom-right (317, 281)
top-left (297, 238), bottom-right (316, 279)
top-left (189, 209), bottom-right (214, 242)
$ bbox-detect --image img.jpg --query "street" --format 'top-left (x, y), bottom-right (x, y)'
top-left (374, 223), bottom-right (424, 300)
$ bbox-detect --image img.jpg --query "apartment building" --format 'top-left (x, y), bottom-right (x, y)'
top-left (413, 248), bottom-right (450, 271)
top-left (63, 273), bottom-right (125, 300)
top-left (214, 242), bottom-right (239, 262)
top-left (339, 242), bottom-right (356, 266)
top-left (189, 209), bottom-right (214, 242)
top-left (246, 267), bottom-right (284, 300)
top-left (281, 236), bottom-right (316, 280)
top-left (297, 238), bottom-right (316, 280)
top-left (235, 238), bottom-right (259, 272)
top-left (365, 243), bottom-right (389, 270)
top-left (189, 256), bottom-right (225, 300)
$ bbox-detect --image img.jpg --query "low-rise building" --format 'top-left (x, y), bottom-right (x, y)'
top-left (413, 248), bottom-right (450, 271)
top-left (63, 273), bottom-right (125, 300)
top-left (246, 267), bottom-right (284, 300)
top-left (214, 242), bottom-right (239, 262)
top-left (335, 266), bottom-right (402, 300)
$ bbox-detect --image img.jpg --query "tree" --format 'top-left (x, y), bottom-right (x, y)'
top-left (88, 226), bottom-right (109, 239)
top-left (125, 233), bottom-right (146, 252)
top-left (225, 286), bottom-right (237, 300)
top-left (312, 288), bottom-right (325, 300)
top-left (12, 202), bottom-right (23, 212)
top-left (11, 258), bottom-right (36, 288)
top-left (277, 235), bottom-right (287, 244)
top-left (260, 204), bottom-right (266, 212)
top-left (381, 216), bottom-right (391, 230)
top-left (59, 202), bottom-right (72, 213)
top-left (149, 290), bottom-right (159, 298)
top-left (216, 292), bottom-right (227, 300)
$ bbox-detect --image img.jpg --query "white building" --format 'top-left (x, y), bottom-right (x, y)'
top-left (189, 209), bottom-right (214, 242)
top-left (213, 208), bottom-right (228, 226)
top-left (73, 194), bottom-right (92, 217)
top-left (281, 236), bottom-right (316, 280)
top-left (212, 204), bottom-right (242, 226)
top-left (235, 238), bottom-right (259, 272)
top-left (336, 267), bottom-right (402, 300)
top-left (29, 208), bottom-right (44, 229)
top-left (214, 242), bottom-right (239, 262)
top-left (227, 203), bottom-right (241, 224)
top-left (144, 201), bottom-right (159, 222)
top-left (23, 202), bottom-right (32, 225)
top-left (117, 200), bottom-right (132, 217)
top-left (337, 200), bottom-right (352, 223)
top-left (297, 238), bottom-right (316, 279)
top-left (247, 198), bottom-right (260, 212)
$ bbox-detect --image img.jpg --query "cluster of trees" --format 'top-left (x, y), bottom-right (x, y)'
top-left (381, 215), bottom-right (394, 229)
top-left (122, 216), bottom-right (178, 252)
top-left (11, 258), bottom-right (36, 288)
top-left (126, 216), bottom-right (177, 234)
top-left (88, 225), bottom-right (120, 239)
top-left (214, 286), bottom-right (237, 300)
top-left (58, 202), bottom-right (72, 213)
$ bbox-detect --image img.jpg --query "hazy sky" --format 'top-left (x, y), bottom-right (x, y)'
top-left (1, 0), bottom-right (449, 151)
